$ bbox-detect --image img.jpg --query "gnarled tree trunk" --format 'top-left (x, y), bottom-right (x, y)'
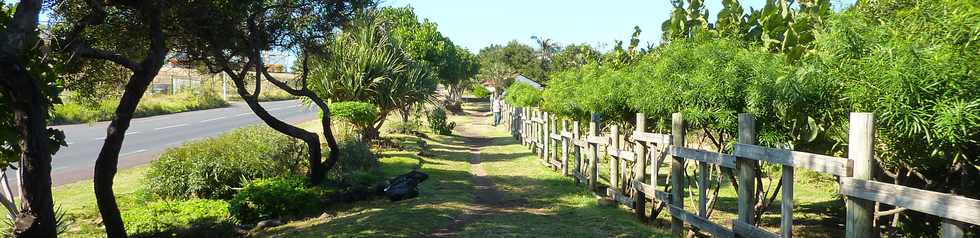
top-left (90, 6), bottom-right (168, 237)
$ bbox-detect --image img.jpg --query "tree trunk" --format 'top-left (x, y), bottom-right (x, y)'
top-left (0, 0), bottom-right (57, 236)
top-left (93, 8), bottom-right (167, 237)
top-left (93, 68), bottom-right (161, 238)
top-left (229, 75), bottom-right (324, 185)
top-left (399, 105), bottom-right (411, 124)
top-left (0, 68), bottom-right (58, 238)
top-left (309, 96), bottom-right (341, 182)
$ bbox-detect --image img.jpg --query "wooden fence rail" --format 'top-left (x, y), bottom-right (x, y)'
top-left (502, 104), bottom-right (979, 238)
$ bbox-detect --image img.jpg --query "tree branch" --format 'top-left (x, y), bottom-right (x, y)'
top-left (70, 44), bottom-right (141, 71)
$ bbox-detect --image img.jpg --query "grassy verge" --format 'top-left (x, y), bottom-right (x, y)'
top-left (52, 93), bottom-right (229, 125)
top-left (54, 166), bottom-right (150, 237)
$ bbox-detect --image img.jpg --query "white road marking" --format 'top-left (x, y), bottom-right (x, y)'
top-left (268, 105), bottom-right (302, 111)
top-left (154, 124), bottom-right (188, 130)
top-left (200, 116), bottom-right (227, 123)
top-left (120, 149), bottom-right (148, 157)
top-left (93, 131), bottom-right (139, 140)
top-left (234, 112), bottom-right (252, 117)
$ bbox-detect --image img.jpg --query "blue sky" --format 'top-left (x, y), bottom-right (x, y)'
top-left (382, 0), bottom-right (856, 53)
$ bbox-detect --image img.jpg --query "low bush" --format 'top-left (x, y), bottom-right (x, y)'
top-left (471, 85), bottom-right (491, 98)
top-left (328, 139), bottom-right (378, 184)
top-left (385, 120), bottom-right (420, 134)
top-left (330, 101), bottom-right (379, 130)
top-left (426, 107), bottom-right (455, 135)
top-left (121, 199), bottom-right (235, 237)
top-left (143, 126), bottom-right (308, 199)
top-left (228, 176), bottom-right (331, 224)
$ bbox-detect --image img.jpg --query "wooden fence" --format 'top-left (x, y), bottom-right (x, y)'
top-left (502, 105), bottom-right (979, 238)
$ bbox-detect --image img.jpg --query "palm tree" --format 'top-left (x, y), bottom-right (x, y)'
top-left (531, 35), bottom-right (559, 73)
top-left (311, 12), bottom-right (437, 140)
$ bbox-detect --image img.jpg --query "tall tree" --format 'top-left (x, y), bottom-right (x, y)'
top-left (173, 0), bottom-right (366, 187)
top-left (478, 41), bottom-right (544, 82)
top-left (530, 35), bottom-right (558, 74)
top-left (53, 0), bottom-right (171, 236)
top-left (0, 1), bottom-right (64, 236)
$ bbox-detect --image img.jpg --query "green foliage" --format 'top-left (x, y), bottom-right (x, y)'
top-left (0, 4), bottom-right (67, 168)
top-left (328, 138), bottom-right (378, 183)
top-left (504, 82), bottom-right (542, 107)
top-left (470, 85), bottom-right (491, 98)
top-left (534, 0), bottom-right (978, 233)
top-left (386, 120), bottom-right (421, 134)
top-left (663, 0), bottom-right (831, 62)
top-left (143, 126), bottom-right (307, 199)
top-left (228, 176), bottom-right (328, 224)
top-left (311, 11), bottom-right (439, 127)
top-left (476, 62), bottom-right (515, 91)
top-left (121, 199), bottom-right (233, 237)
top-left (426, 107), bottom-right (455, 135)
top-left (478, 41), bottom-right (546, 82)
top-left (329, 101), bottom-right (379, 130)
top-left (815, 1), bottom-right (980, 171)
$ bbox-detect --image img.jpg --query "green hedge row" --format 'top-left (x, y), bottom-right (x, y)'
top-left (512, 1), bottom-right (979, 179)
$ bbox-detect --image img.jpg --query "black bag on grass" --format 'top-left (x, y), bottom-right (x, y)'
top-left (384, 170), bottom-right (429, 201)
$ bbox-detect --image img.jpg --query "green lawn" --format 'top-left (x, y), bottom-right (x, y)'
top-left (260, 103), bottom-right (670, 237)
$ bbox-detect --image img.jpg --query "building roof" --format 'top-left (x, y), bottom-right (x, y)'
top-left (514, 74), bottom-right (542, 89)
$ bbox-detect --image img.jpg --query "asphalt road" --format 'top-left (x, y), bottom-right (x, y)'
top-left (40, 99), bottom-right (319, 186)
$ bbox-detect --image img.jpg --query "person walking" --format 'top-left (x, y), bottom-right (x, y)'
top-left (492, 97), bottom-right (502, 126)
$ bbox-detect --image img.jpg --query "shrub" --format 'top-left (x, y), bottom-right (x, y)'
top-left (504, 82), bottom-right (542, 107)
top-left (471, 85), bottom-right (491, 98)
top-left (386, 120), bottom-right (420, 134)
top-left (328, 138), bottom-right (378, 184)
top-left (122, 199), bottom-right (234, 237)
top-left (426, 107), bottom-right (455, 135)
top-left (228, 176), bottom-right (330, 224)
top-left (329, 101), bottom-right (379, 130)
top-left (144, 126), bottom-right (307, 199)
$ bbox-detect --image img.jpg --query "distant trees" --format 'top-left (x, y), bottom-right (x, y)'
top-left (377, 7), bottom-right (478, 114)
top-left (478, 41), bottom-right (545, 82)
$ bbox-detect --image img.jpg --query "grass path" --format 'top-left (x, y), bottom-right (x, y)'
top-left (263, 102), bottom-right (669, 237)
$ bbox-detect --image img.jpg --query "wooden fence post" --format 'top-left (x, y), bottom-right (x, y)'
top-left (782, 157), bottom-right (795, 238)
top-left (736, 113), bottom-right (758, 227)
top-left (634, 113), bottom-right (647, 220)
top-left (940, 219), bottom-right (966, 238)
top-left (521, 107), bottom-right (528, 146)
top-left (589, 113), bottom-right (600, 192)
top-left (611, 125), bottom-right (620, 190)
top-left (573, 120), bottom-right (582, 184)
top-left (670, 113), bottom-right (686, 237)
top-left (562, 119), bottom-right (570, 176)
top-left (846, 112), bottom-right (875, 238)
top-left (544, 112), bottom-right (551, 165)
